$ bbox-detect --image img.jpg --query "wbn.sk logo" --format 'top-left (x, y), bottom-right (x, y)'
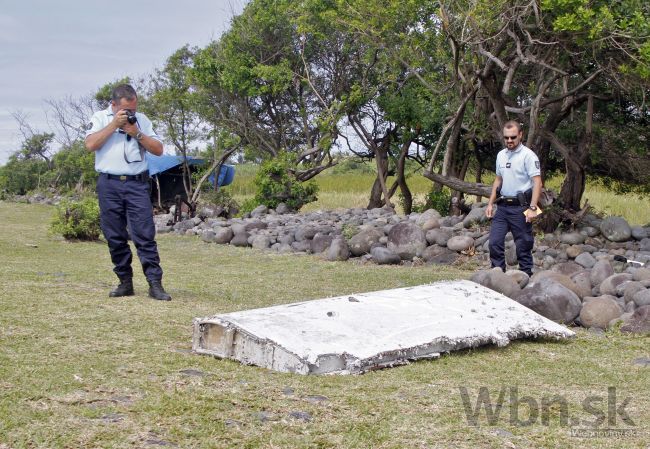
top-left (459, 386), bottom-right (636, 429)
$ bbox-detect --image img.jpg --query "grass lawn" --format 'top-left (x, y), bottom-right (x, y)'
top-left (0, 202), bottom-right (648, 448)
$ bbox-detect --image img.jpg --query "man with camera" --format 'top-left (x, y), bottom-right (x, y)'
top-left (485, 120), bottom-right (542, 277)
top-left (85, 84), bottom-right (171, 301)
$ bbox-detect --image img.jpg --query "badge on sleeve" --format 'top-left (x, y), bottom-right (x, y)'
top-left (535, 161), bottom-right (540, 169)
top-left (506, 162), bottom-right (511, 168)
top-left (86, 122), bottom-right (93, 130)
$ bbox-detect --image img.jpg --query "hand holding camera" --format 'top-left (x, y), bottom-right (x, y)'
top-left (114, 109), bottom-right (139, 138)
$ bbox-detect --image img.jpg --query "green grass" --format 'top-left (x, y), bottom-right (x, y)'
top-left (226, 163), bottom-right (650, 224)
top-left (1, 202), bottom-right (649, 448)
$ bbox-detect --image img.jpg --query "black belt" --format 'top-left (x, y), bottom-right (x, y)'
top-left (101, 171), bottom-right (149, 182)
top-left (497, 196), bottom-right (522, 206)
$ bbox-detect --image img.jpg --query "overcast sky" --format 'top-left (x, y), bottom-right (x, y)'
top-left (0, 0), bottom-right (245, 164)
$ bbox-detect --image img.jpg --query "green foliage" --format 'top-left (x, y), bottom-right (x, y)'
top-left (331, 158), bottom-right (375, 175)
top-left (406, 187), bottom-right (451, 215)
top-left (94, 77), bottom-right (132, 109)
top-left (199, 188), bottom-right (240, 212)
top-left (0, 154), bottom-right (49, 195)
top-left (341, 223), bottom-right (360, 240)
top-left (253, 152), bottom-right (319, 210)
top-left (50, 197), bottom-right (101, 241)
top-left (50, 141), bottom-right (97, 192)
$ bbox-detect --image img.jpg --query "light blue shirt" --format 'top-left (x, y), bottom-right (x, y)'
top-left (495, 144), bottom-right (540, 196)
top-left (86, 107), bottom-right (161, 175)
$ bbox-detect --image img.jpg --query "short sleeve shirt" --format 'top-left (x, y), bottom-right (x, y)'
top-left (495, 144), bottom-right (540, 196)
top-left (85, 107), bottom-right (161, 175)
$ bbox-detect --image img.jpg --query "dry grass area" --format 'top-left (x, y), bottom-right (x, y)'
top-left (0, 202), bottom-right (649, 449)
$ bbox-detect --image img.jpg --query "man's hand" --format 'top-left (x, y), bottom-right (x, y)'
top-left (524, 208), bottom-right (538, 223)
top-left (112, 109), bottom-right (128, 128)
top-left (485, 203), bottom-right (494, 218)
top-left (122, 121), bottom-right (139, 137)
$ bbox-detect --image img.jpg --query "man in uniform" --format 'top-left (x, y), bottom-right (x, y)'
top-left (485, 120), bottom-right (542, 276)
top-left (85, 84), bottom-right (171, 301)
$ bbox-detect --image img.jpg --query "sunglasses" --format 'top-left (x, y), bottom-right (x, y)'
top-left (504, 136), bottom-right (519, 141)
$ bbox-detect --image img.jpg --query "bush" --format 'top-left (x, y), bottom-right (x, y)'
top-left (252, 152), bottom-right (318, 211)
top-left (200, 188), bottom-right (240, 214)
top-left (407, 187), bottom-right (452, 215)
top-left (50, 197), bottom-right (101, 241)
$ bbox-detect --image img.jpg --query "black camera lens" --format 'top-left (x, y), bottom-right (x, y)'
top-left (125, 110), bottom-right (137, 124)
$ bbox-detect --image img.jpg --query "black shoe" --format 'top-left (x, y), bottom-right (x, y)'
top-left (148, 280), bottom-right (172, 301)
top-left (109, 279), bottom-right (134, 297)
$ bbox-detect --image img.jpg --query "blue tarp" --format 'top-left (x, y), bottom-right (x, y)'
top-left (146, 154), bottom-right (235, 187)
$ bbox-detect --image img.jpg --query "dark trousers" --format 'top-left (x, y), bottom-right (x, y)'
top-left (489, 204), bottom-right (534, 275)
top-left (97, 175), bottom-right (163, 281)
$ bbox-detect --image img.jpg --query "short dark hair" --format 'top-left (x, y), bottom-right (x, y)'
top-left (503, 120), bottom-right (523, 133)
top-left (111, 84), bottom-right (137, 103)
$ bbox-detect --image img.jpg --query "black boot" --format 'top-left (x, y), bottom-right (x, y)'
top-left (109, 278), bottom-right (134, 297)
top-left (148, 280), bottom-right (172, 301)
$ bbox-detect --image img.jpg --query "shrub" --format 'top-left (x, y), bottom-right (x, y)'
top-left (50, 197), bottom-right (101, 241)
top-left (253, 152), bottom-right (318, 211)
top-left (407, 187), bottom-right (452, 215)
top-left (200, 188), bottom-right (240, 214)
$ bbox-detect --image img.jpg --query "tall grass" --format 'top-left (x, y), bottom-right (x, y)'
top-left (224, 163), bottom-right (650, 225)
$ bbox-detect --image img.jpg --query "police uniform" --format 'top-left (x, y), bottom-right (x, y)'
top-left (86, 107), bottom-right (164, 284)
top-left (489, 143), bottom-right (540, 275)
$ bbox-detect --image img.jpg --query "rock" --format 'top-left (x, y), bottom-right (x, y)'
top-left (244, 220), bottom-right (267, 232)
top-left (326, 238), bottom-right (350, 261)
top-left (421, 245), bottom-right (448, 262)
top-left (505, 270), bottom-right (530, 288)
top-left (421, 218), bottom-right (440, 231)
top-left (579, 226), bottom-right (600, 237)
top-left (250, 205), bottom-right (268, 218)
top-left (570, 271), bottom-right (595, 299)
top-left (251, 234), bottom-right (271, 250)
top-left (214, 227), bottom-right (234, 244)
top-left (275, 203), bottom-right (291, 214)
top-left (632, 289), bottom-right (650, 307)
top-left (201, 230), bottom-right (216, 243)
top-left (471, 268), bottom-right (521, 299)
top-left (530, 271), bottom-right (583, 299)
top-left (633, 268), bottom-right (650, 282)
top-left (599, 273), bottom-right (633, 296)
top-left (416, 209), bottom-right (442, 226)
top-left (348, 229), bottom-right (384, 257)
top-left (515, 277), bottom-right (582, 323)
top-left (447, 235), bottom-right (475, 252)
top-left (371, 246), bottom-right (401, 265)
top-left (295, 225), bottom-right (317, 241)
top-left (623, 282), bottom-right (645, 303)
top-left (462, 207), bottom-right (488, 228)
top-left (620, 306), bottom-right (650, 334)
top-left (590, 260), bottom-right (614, 287)
top-left (600, 216), bottom-right (632, 242)
top-left (631, 226), bottom-right (648, 240)
top-left (579, 297), bottom-right (623, 329)
top-left (428, 252), bottom-right (460, 265)
top-left (566, 245), bottom-right (583, 259)
top-left (425, 228), bottom-right (452, 246)
top-left (574, 252), bottom-right (597, 268)
top-left (230, 232), bottom-right (251, 247)
top-left (310, 233), bottom-right (334, 254)
top-left (560, 232), bottom-right (587, 245)
top-left (551, 261), bottom-right (583, 277)
top-left (387, 222), bottom-right (427, 260)
top-left (291, 240), bottom-right (312, 252)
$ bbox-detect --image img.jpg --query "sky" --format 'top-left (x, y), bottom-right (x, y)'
top-left (0, 0), bottom-right (245, 164)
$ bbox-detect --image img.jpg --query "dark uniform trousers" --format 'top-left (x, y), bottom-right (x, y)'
top-left (97, 174), bottom-right (163, 282)
top-left (489, 204), bottom-right (534, 275)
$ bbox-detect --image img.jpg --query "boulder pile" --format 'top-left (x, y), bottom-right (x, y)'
top-left (156, 202), bottom-right (650, 333)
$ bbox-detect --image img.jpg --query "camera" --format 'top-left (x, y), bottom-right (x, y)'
top-left (125, 110), bottom-right (137, 124)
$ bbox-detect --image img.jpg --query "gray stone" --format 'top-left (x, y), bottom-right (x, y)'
top-left (570, 271), bottom-right (594, 299)
top-left (348, 229), bottom-right (384, 257)
top-left (421, 245), bottom-right (448, 262)
top-left (631, 226), bottom-right (648, 240)
top-left (599, 273), bottom-right (633, 296)
top-left (462, 207), bottom-right (488, 228)
top-left (515, 277), bottom-right (582, 323)
top-left (471, 268), bottom-right (521, 299)
top-left (214, 227), bottom-right (234, 244)
top-left (620, 306), bottom-right (650, 334)
top-left (295, 225), bottom-right (317, 241)
top-left (428, 252), bottom-right (460, 265)
top-left (415, 209), bottom-right (442, 226)
top-left (421, 217), bottom-right (440, 231)
top-left (275, 203), bottom-right (291, 215)
top-left (326, 238), bottom-right (350, 261)
top-left (560, 232), bottom-right (587, 245)
top-left (600, 216), bottom-right (632, 242)
top-left (579, 226), bottom-right (600, 237)
top-left (625, 302), bottom-right (636, 313)
top-left (551, 261), bottom-right (583, 277)
top-left (230, 232), bottom-right (251, 247)
top-left (371, 246), bottom-right (401, 265)
top-left (579, 297), bottom-right (623, 329)
top-left (590, 260), bottom-right (614, 287)
top-left (447, 235), bottom-right (475, 252)
top-left (291, 240), bottom-right (312, 252)
top-left (250, 205), bottom-right (269, 218)
top-left (633, 268), bottom-right (650, 282)
top-left (505, 245), bottom-right (518, 267)
top-left (505, 270), bottom-right (530, 289)
top-left (310, 233), bottom-right (334, 254)
top-left (251, 235), bottom-right (271, 250)
top-left (531, 271), bottom-right (584, 299)
top-left (575, 252), bottom-right (596, 268)
top-left (425, 228), bottom-right (452, 246)
top-left (387, 222), bottom-right (427, 260)
top-left (244, 220), bottom-right (267, 232)
top-left (201, 230), bottom-right (216, 243)
top-left (632, 289), bottom-right (650, 307)
top-left (566, 245), bottom-right (583, 259)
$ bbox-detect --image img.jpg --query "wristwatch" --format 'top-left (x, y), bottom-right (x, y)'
top-left (529, 205), bottom-right (537, 211)
top-left (135, 131), bottom-right (144, 141)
